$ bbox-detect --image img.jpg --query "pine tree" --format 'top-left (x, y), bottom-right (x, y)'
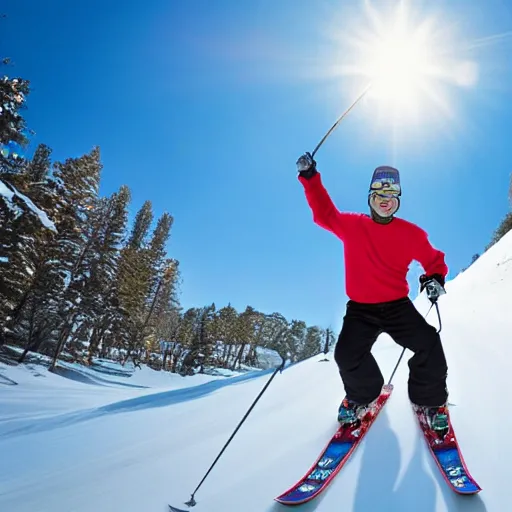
top-left (176, 308), bottom-right (200, 373)
top-left (139, 259), bottom-right (179, 363)
top-left (48, 147), bottom-right (102, 370)
top-left (181, 304), bottom-right (216, 374)
top-left (301, 326), bottom-right (325, 360)
top-left (260, 312), bottom-right (289, 357)
top-left (118, 209), bottom-right (174, 362)
top-left (155, 287), bottom-right (182, 372)
top-left (0, 194), bottom-right (42, 342)
top-left (231, 306), bottom-right (258, 370)
top-left (146, 213), bottom-right (174, 298)
top-left (0, 75), bottom-right (30, 147)
top-left (152, 260), bottom-right (181, 339)
top-left (128, 200), bottom-right (153, 250)
top-left (26, 143), bottom-right (52, 184)
top-left (0, 144), bottom-right (57, 347)
top-left (79, 186), bottom-right (131, 364)
top-left (216, 304), bottom-right (239, 367)
top-left (488, 212), bottom-right (512, 249)
top-left (486, 174), bottom-right (512, 250)
top-left (115, 201), bottom-right (153, 354)
top-left (245, 310), bottom-right (266, 367)
top-left (285, 320), bottom-right (307, 362)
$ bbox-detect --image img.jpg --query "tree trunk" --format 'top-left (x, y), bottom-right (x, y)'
top-left (225, 343), bottom-right (233, 367)
top-left (49, 320), bottom-right (73, 371)
top-left (232, 342), bottom-right (246, 370)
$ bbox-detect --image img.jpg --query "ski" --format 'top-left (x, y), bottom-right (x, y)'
top-left (412, 404), bottom-right (481, 494)
top-left (275, 384), bottom-right (393, 506)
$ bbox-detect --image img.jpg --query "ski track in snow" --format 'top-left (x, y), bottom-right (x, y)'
top-left (1, 232), bottom-right (512, 511)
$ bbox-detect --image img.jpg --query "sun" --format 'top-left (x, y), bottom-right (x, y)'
top-left (364, 21), bottom-right (436, 108)
top-left (323, 1), bottom-right (479, 129)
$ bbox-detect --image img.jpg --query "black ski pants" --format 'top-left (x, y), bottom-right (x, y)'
top-left (334, 297), bottom-right (448, 407)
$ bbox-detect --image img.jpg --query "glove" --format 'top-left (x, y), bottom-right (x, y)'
top-left (296, 152), bottom-right (317, 179)
top-left (419, 273), bottom-right (445, 291)
top-left (419, 273), bottom-right (446, 303)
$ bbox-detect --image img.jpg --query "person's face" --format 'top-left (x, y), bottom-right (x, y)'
top-left (369, 193), bottom-right (399, 218)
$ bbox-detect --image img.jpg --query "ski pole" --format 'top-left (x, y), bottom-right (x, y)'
top-left (311, 83), bottom-right (372, 158)
top-left (169, 353), bottom-right (287, 511)
top-left (387, 301), bottom-right (442, 387)
top-left (319, 329), bottom-right (331, 362)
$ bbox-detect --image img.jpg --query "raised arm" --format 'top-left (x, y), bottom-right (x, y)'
top-left (299, 172), bottom-right (345, 234)
top-left (296, 152), bottom-right (347, 238)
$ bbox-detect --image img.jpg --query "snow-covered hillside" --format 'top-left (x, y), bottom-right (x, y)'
top-left (1, 232), bottom-right (511, 512)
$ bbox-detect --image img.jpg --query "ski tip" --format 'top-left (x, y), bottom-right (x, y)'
top-left (452, 485), bottom-right (482, 495)
top-left (169, 505), bottom-right (188, 512)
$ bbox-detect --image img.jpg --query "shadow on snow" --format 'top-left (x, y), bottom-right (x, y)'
top-left (0, 367), bottom-right (276, 439)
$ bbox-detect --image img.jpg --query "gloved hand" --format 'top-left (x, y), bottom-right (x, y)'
top-left (419, 274), bottom-right (446, 303)
top-left (296, 152), bottom-right (317, 179)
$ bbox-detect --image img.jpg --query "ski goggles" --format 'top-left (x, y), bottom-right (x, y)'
top-left (369, 189), bottom-right (401, 199)
top-left (369, 165), bottom-right (401, 196)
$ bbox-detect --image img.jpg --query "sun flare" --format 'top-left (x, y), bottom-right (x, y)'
top-left (325, 1), bottom-right (480, 128)
top-left (365, 25), bottom-right (436, 107)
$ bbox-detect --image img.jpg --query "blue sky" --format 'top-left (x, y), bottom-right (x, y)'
top-left (3, 0), bottom-right (512, 332)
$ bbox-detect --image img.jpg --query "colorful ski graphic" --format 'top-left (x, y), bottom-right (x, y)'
top-left (275, 384), bottom-right (393, 505)
top-left (412, 404), bottom-right (481, 494)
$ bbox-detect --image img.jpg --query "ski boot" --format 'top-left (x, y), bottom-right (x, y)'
top-left (337, 398), bottom-right (369, 426)
top-left (415, 404), bottom-right (449, 437)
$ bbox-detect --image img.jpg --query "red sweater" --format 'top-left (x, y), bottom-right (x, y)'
top-left (300, 172), bottom-right (448, 304)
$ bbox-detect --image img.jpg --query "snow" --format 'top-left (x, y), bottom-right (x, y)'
top-left (0, 179), bottom-right (56, 232)
top-left (0, 179), bottom-right (15, 201)
top-left (1, 232), bottom-right (512, 511)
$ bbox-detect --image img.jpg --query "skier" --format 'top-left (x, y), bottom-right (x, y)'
top-left (297, 152), bottom-right (449, 432)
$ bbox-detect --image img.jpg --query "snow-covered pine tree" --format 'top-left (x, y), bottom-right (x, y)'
top-left (72, 185), bottom-right (131, 365)
top-left (47, 148), bottom-right (102, 370)
top-left (231, 306), bottom-right (258, 370)
top-left (120, 210), bottom-right (174, 363)
top-left (215, 304), bottom-right (239, 367)
top-left (0, 144), bottom-right (58, 349)
top-left (284, 320), bottom-right (307, 363)
top-left (180, 304), bottom-right (216, 374)
top-left (115, 201), bottom-right (154, 359)
top-left (0, 75), bottom-right (29, 147)
top-left (301, 326), bottom-right (325, 360)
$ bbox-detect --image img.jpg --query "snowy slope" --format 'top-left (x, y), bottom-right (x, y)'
top-left (1, 232), bottom-right (511, 511)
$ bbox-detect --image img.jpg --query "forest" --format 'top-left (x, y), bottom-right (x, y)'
top-left (0, 63), bottom-right (331, 376)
